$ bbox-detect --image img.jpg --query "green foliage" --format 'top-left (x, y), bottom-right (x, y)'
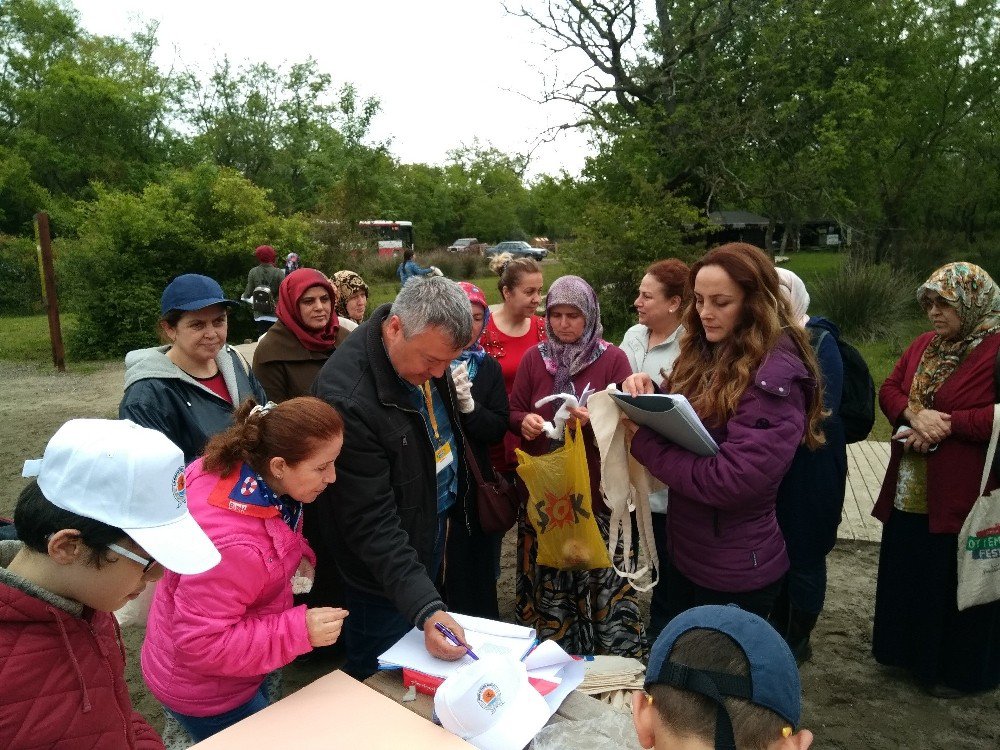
top-left (0, 234), bottom-right (42, 314)
top-left (62, 165), bottom-right (312, 358)
top-left (560, 177), bottom-right (704, 340)
top-left (0, 0), bottom-right (178, 199)
top-left (0, 147), bottom-right (51, 234)
top-left (809, 259), bottom-right (920, 343)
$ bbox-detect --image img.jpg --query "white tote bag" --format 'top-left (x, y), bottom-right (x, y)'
top-left (957, 404), bottom-right (1000, 611)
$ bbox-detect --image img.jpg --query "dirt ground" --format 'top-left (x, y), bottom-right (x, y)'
top-left (2, 360), bottom-right (998, 749)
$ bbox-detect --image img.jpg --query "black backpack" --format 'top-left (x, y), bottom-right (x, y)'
top-left (251, 285), bottom-right (276, 316)
top-left (811, 328), bottom-right (876, 443)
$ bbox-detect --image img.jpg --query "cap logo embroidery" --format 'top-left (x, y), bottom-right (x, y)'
top-left (172, 467), bottom-right (187, 508)
top-left (477, 683), bottom-right (503, 714)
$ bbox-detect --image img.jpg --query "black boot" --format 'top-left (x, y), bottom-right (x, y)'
top-left (786, 609), bottom-right (819, 664)
top-left (768, 581), bottom-right (791, 639)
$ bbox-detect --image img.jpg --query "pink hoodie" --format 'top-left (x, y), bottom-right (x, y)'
top-left (142, 459), bottom-right (316, 717)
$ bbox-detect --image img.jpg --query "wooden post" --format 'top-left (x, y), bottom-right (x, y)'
top-left (35, 212), bottom-right (65, 372)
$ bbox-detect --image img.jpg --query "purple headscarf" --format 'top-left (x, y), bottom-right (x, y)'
top-left (538, 275), bottom-right (610, 396)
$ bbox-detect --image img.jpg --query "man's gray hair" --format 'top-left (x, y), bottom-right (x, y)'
top-left (391, 276), bottom-right (472, 348)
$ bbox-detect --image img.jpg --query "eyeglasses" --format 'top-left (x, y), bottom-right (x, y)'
top-left (921, 295), bottom-right (954, 312)
top-left (107, 543), bottom-right (158, 574)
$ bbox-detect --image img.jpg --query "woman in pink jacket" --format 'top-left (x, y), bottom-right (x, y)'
top-left (142, 397), bottom-right (349, 741)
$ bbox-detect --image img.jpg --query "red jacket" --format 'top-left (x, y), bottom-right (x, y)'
top-left (509, 344), bottom-right (634, 515)
top-left (873, 331), bottom-right (1000, 533)
top-left (0, 541), bottom-right (164, 750)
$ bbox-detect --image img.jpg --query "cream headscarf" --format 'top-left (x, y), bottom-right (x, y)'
top-left (776, 267), bottom-right (810, 327)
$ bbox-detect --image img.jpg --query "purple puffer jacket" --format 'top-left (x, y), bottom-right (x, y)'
top-left (630, 334), bottom-right (813, 592)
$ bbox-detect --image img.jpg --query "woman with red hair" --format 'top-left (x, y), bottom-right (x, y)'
top-left (625, 244), bottom-right (825, 623)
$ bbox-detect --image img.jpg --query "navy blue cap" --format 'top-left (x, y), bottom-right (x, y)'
top-left (645, 605), bottom-right (801, 748)
top-left (160, 274), bottom-right (238, 316)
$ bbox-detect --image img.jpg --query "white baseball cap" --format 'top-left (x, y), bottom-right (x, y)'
top-left (434, 655), bottom-right (551, 750)
top-left (22, 419), bottom-right (221, 575)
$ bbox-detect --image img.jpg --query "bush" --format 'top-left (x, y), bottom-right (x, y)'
top-left (809, 258), bottom-right (920, 342)
top-left (61, 165), bottom-right (314, 358)
top-left (559, 183), bottom-right (704, 341)
top-left (0, 234), bottom-right (43, 314)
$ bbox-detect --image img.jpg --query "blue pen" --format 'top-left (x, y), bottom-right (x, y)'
top-left (520, 638), bottom-right (540, 662)
top-left (435, 622), bottom-right (479, 660)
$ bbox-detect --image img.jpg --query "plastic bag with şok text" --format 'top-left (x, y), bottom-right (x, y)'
top-left (516, 426), bottom-right (612, 571)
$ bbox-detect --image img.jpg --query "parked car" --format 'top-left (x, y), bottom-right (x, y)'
top-left (484, 240), bottom-right (547, 261)
top-left (447, 237), bottom-right (486, 253)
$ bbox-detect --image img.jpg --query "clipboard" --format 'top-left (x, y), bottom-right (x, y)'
top-left (612, 392), bottom-right (718, 456)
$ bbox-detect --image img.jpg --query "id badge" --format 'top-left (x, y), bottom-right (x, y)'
top-left (434, 442), bottom-right (454, 474)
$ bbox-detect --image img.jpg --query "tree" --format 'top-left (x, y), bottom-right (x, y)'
top-left (0, 0), bottom-right (178, 197)
top-left (62, 164), bottom-right (312, 357)
top-left (513, 0), bottom-right (1000, 263)
top-left (184, 58), bottom-right (384, 215)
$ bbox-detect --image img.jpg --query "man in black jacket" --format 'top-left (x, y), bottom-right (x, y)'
top-left (311, 276), bottom-right (474, 679)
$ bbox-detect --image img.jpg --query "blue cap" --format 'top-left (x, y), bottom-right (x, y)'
top-left (645, 605), bottom-right (801, 748)
top-left (160, 274), bottom-right (238, 316)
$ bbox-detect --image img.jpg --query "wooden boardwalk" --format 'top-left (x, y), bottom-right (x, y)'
top-left (839, 440), bottom-right (890, 544)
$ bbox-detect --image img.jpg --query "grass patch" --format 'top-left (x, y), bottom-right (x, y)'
top-left (781, 250), bottom-right (846, 282)
top-left (0, 313), bottom-right (77, 363)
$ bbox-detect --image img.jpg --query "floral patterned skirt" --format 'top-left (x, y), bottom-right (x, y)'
top-left (515, 505), bottom-right (645, 657)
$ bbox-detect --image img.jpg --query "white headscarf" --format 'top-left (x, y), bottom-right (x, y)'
top-left (776, 267), bottom-right (810, 327)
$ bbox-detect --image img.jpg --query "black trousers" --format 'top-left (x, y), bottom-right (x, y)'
top-left (659, 555), bottom-right (784, 626)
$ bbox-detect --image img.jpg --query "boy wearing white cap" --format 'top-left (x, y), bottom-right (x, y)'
top-left (0, 419), bottom-right (220, 749)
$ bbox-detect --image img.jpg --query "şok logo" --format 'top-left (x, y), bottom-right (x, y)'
top-left (533, 491), bottom-right (590, 532)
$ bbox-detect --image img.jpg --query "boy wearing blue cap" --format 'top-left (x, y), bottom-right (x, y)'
top-left (633, 605), bottom-right (814, 750)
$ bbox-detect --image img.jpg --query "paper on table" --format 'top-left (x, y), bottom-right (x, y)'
top-left (522, 640), bottom-right (576, 670)
top-left (540, 659), bottom-right (585, 712)
top-left (611, 391), bottom-right (718, 456)
top-left (378, 613), bottom-right (536, 677)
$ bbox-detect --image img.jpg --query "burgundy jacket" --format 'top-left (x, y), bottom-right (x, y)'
top-left (0, 542), bottom-right (163, 750)
top-left (872, 331), bottom-right (1000, 533)
top-left (630, 335), bottom-right (813, 592)
top-left (510, 345), bottom-right (633, 515)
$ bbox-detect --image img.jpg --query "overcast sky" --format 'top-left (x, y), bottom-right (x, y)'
top-left (70, 0), bottom-right (609, 178)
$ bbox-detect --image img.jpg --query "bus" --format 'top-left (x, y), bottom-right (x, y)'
top-left (357, 220), bottom-right (414, 257)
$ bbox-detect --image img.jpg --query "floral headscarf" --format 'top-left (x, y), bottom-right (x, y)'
top-left (908, 262), bottom-right (1000, 412)
top-left (331, 270), bottom-right (369, 321)
top-left (538, 275), bottom-right (610, 397)
top-left (452, 282), bottom-right (490, 381)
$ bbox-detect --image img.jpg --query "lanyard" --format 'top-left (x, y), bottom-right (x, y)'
top-left (421, 381), bottom-right (441, 442)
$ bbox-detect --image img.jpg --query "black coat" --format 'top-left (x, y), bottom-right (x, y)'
top-left (776, 317), bottom-right (849, 564)
top-left (310, 304), bottom-right (469, 626)
top-left (445, 354), bottom-right (509, 618)
top-left (119, 345), bottom-right (266, 464)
